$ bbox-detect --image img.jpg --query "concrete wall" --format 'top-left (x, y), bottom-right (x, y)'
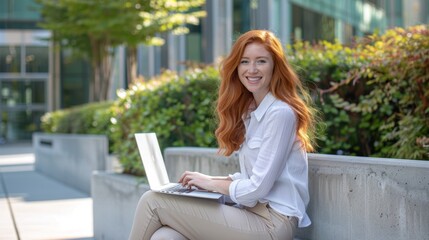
top-left (33, 133), bottom-right (108, 194)
top-left (91, 148), bottom-right (240, 240)
top-left (92, 172), bottom-right (149, 240)
top-left (92, 147), bottom-right (429, 240)
top-left (165, 148), bottom-right (429, 240)
top-left (164, 147), bottom-right (239, 181)
top-left (301, 154), bottom-right (429, 240)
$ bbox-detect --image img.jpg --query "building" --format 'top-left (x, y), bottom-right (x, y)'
top-left (1, 0), bottom-right (428, 142)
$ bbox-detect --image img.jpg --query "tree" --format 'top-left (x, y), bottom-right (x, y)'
top-left (36, 0), bottom-right (206, 102)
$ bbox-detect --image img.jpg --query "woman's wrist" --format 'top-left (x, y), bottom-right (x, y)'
top-left (209, 179), bottom-right (232, 195)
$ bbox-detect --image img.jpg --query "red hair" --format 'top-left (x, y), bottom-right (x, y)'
top-left (215, 30), bottom-right (316, 156)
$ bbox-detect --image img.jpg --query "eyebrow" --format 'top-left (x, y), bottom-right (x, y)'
top-left (241, 56), bottom-right (270, 59)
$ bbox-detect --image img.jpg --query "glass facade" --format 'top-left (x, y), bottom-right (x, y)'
top-left (0, 0), bottom-right (50, 142)
top-left (59, 49), bottom-right (90, 107)
top-left (292, 4), bottom-right (336, 42)
top-left (233, 0), bottom-right (252, 35)
top-left (0, 45), bottom-right (21, 73)
top-left (290, 0), bottom-right (388, 43)
top-left (0, 0), bottom-right (92, 142)
top-left (26, 46), bottom-right (49, 72)
top-left (0, 29), bottom-right (49, 143)
top-left (185, 24), bottom-right (203, 63)
top-left (0, 109), bottom-right (45, 141)
top-left (0, 0), bottom-right (41, 29)
top-left (1, 79), bottom-right (45, 105)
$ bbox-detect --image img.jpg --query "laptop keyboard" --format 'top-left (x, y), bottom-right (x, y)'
top-left (164, 184), bottom-right (194, 193)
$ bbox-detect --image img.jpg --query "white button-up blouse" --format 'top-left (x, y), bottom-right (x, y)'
top-left (228, 92), bottom-right (311, 228)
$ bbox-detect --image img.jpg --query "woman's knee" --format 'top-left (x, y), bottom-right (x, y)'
top-left (150, 227), bottom-right (188, 240)
top-left (139, 190), bottom-right (157, 203)
top-left (135, 190), bottom-right (159, 212)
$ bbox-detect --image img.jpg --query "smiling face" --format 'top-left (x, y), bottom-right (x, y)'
top-left (237, 42), bottom-right (274, 106)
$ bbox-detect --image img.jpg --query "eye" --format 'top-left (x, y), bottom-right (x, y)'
top-left (256, 59), bottom-right (267, 64)
top-left (240, 59), bottom-right (249, 64)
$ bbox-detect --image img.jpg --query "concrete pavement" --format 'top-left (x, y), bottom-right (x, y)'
top-left (0, 142), bottom-right (93, 240)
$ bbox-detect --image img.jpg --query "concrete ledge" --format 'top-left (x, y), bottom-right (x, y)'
top-left (302, 153), bottom-right (429, 240)
top-left (33, 133), bottom-right (108, 194)
top-left (92, 147), bottom-right (429, 240)
top-left (165, 148), bottom-right (429, 240)
top-left (92, 172), bottom-right (149, 240)
top-left (164, 147), bottom-right (239, 181)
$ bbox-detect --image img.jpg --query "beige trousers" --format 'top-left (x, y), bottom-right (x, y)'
top-left (128, 191), bottom-right (298, 240)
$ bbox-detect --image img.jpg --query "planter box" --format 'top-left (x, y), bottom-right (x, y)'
top-left (92, 147), bottom-right (429, 240)
top-left (33, 133), bottom-right (109, 194)
top-left (301, 154), bottom-right (429, 240)
top-left (92, 172), bottom-right (149, 240)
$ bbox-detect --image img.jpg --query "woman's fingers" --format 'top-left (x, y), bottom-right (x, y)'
top-left (178, 171), bottom-right (212, 190)
top-left (178, 171), bottom-right (192, 183)
top-left (179, 171), bottom-right (194, 187)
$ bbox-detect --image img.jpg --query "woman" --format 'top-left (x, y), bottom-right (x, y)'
top-left (128, 29), bottom-right (316, 240)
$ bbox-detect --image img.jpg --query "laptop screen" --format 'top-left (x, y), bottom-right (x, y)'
top-left (135, 133), bottom-right (170, 190)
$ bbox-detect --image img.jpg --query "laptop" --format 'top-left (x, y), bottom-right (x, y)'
top-left (135, 132), bottom-right (225, 202)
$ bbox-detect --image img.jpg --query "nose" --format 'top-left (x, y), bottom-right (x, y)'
top-left (248, 63), bottom-right (258, 73)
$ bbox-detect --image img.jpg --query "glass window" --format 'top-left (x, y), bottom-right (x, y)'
top-left (0, 110), bottom-right (44, 141)
top-left (0, 1), bottom-right (8, 19)
top-left (1, 79), bottom-right (46, 105)
top-left (365, 0), bottom-right (381, 8)
top-left (0, 45), bottom-right (21, 73)
top-left (185, 23), bottom-right (202, 63)
top-left (0, 30), bottom-right (49, 142)
top-left (292, 4), bottom-right (335, 43)
top-left (321, 15), bottom-right (335, 42)
top-left (26, 46), bottom-right (49, 73)
top-left (0, 0), bottom-right (41, 21)
top-left (60, 49), bottom-right (90, 107)
top-left (233, 0), bottom-right (251, 36)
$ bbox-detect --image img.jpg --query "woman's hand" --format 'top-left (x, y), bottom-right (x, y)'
top-left (178, 171), bottom-right (232, 195)
top-left (178, 171), bottom-right (212, 190)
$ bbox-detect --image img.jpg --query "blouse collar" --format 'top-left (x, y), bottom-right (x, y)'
top-left (252, 92), bottom-right (276, 122)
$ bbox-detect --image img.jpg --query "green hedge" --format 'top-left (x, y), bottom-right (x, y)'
top-left (41, 101), bottom-right (114, 134)
top-left (289, 25), bottom-right (428, 159)
top-left (41, 25), bottom-right (429, 177)
top-left (41, 101), bottom-right (115, 151)
top-left (110, 68), bottom-right (219, 175)
top-left (288, 40), bottom-right (361, 155)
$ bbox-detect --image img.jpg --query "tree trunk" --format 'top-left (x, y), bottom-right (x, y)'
top-left (126, 46), bottom-right (138, 86)
top-left (101, 46), bottom-right (113, 101)
top-left (89, 37), bottom-right (114, 102)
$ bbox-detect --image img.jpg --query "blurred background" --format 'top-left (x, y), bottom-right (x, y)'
top-left (0, 0), bottom-right (428, 144)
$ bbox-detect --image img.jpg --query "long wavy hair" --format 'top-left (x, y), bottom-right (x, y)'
top-left (215, 30), bottom-right (316, 156)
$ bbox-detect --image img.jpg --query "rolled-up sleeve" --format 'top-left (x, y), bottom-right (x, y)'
top-left (228, 172), bottom-right (241, 180)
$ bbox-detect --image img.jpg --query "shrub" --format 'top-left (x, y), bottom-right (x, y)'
top-left (40, 101), bottom-right (116, 151)
top-left (331, 25), bottom-right (429, 159)
top-left (290, 25), bottom-right (429, 159)
top-left (289, 40), bottom-right (364, 155)
top-left (110, 67), bottom-right (219, 175)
